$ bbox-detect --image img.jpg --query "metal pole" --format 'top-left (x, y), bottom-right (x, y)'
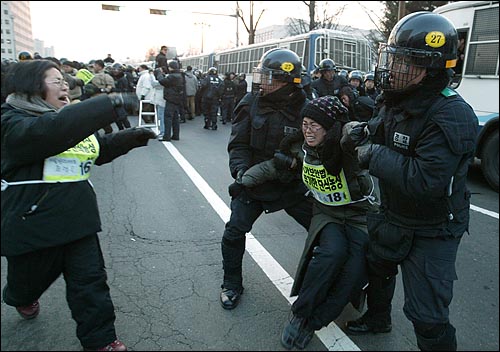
top-left (236, 14), bottom-right (239, 47)
top-left (398, 1), bottom-right (406, 21)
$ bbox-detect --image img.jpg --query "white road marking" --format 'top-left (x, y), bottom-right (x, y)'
top-left (470, 204), bottom-right (499, 219)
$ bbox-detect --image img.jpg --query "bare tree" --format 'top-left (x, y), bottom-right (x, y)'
top-left (355, 1), bottom-right (385, 36)
top-left (236, 1), bottom-right (265, 45)
top-left (317, 3), bottom-right (346, 30)
top-left (304, 1), bottom-right (316, 31)
top-left (380, 1), bottom-right (452, 39)
top-left (288, 2), bottom-right (347, 35)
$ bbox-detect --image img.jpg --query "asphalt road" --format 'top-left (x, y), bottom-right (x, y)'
top-left (1, 116), bottom-right (498, 351)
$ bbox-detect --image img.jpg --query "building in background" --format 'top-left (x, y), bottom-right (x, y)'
top-left (1, 1), bottom-right (33, 61)
top-left (1, 1), bottom-right (17, 60)
top-left (1, 1), bottom-right (52, 61)
top-left (34, 38), bottom-right (55, 58)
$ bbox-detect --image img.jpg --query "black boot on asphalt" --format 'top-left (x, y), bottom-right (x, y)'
top-left (281, 314), bottom-right (307, 350)
top-left (220, 287), bottom-right (243, 310)
top-left (345, 312), bottom-right (392, 335)
top-left (294, 319), bottom-right (315, 349)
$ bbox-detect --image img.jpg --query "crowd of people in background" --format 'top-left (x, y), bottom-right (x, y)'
top-left (1, 48), bottom-right (251, 141)
top-left (1, 45), bottom-right (383, 142)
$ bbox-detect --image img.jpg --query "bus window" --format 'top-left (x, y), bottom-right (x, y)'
top-left (450, 31), bottom-right (467, 88)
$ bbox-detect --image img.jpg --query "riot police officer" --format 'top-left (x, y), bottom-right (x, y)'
top-left (18, 51), bottom-right (33, 61)
top-left (342, 12), bottom-right (479, 351)
top-left (311, 58), bottom-right (348, 98)
top-left (200, 67), bottom-right (223, 130)
top-left (363, 72), bottom-right (381, 101)
top-left (220, 48), bottom-right (313, 310)
top-left (348, 70), bottom-right (366, 97)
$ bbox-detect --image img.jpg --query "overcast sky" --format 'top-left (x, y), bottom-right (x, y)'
top-left (30, 1), bottom-right (384, 63)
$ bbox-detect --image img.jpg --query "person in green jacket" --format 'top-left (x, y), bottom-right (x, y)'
top-left (236, 95), bottom-right (379, 350)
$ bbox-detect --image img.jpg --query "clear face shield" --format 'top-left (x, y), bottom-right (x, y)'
top-left (252, 67), bottom-right (288, 96)
top-left (375, 44), bottom-right (429, 91)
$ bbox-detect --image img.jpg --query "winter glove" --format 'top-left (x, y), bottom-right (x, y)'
top-left (140, 95), bottom-right (146, 100)
top-left (273, 150), bottom-right (296, 170)
top-left (116, 127), bottom-right (157, 149)
top-left (228, 181), bottom-right (245, 199)
top-left (108, 92), bottom-right (139, 113)
top-left (235, 167), bottom-right (248, 184)
top-left (356, 143), bottom-right (381, 169)
top-left (341, 121), bottom-right (369, 156)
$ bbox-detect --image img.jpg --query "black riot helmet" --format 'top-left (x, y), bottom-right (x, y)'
top-left (375, 11), bottom-right (458, 92)
top-left (318, 58), bottom-right (336, 72)
top-left (338, 69), bottom-right (348, 78)
top-left (111, 62), bottom-right (124, 71)
top-left (349, 70), bottom-right (363, 83)
top-left (168, 60), bottom-right (179, 71)
top-left (18, 51), bottom-right (33, 61)
top-left (364, 72), bottom-right (375, 82)
top-left (252, 48), bottom-right (302, 95)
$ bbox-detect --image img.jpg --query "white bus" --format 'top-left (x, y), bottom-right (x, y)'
top-left (179, 28), bottom-right (375, 93)
top-left (434, 1), bottom-right (499, 191)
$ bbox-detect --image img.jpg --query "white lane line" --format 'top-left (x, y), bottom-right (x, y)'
top-left (162, 141), bottom-right (361, 351)
top-left (470, 204), bottom-right (499, 219)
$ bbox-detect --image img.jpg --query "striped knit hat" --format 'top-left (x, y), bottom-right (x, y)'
top-left (300, 95), bottom-right (349, 129)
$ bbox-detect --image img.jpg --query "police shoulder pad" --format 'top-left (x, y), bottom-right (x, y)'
top-left (440, 87), bottom-right (457, 97)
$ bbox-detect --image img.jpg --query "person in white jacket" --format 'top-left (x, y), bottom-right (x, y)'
top-left (151, 67), bottom-right (167, 138)
top-left (135, 64), bottom-right (155, 124)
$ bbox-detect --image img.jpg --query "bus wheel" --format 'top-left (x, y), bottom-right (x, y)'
top-left (481, 128), bottom-right (499, 192)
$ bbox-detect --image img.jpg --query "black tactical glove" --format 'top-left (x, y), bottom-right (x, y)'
top-left (116, 127), bottom-right (157, 148)
top-left (341, 121), bottom-right (369, 156)
top-left (235, 167), bottom-right (248, 184)
top-left (108, 92), bottom-right (139, 113)
top-left (228, 181), bottom-right (245, 199)
top-left (273, 150), bottom-right (295, 170)
top-left (356, 143), bottom-right (381, 169)
top-left (322, 122), bottom-right (343, 176)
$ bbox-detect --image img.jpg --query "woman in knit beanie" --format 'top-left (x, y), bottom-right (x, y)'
top-left (235, 95), bottom-right (351, 188)
top-left (280, 95), bottom-right (380, 350)
top-left (233, 95), bottom-right (379, 350)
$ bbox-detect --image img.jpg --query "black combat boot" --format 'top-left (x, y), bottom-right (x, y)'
top-left (219, 286), bottom-right (243, 310)
top-left (281, 314), bottom-right (306, 349)
top-left (345, 310), bottom-right (392, 334)
top-left (345, 275), bottom-right (395, 335)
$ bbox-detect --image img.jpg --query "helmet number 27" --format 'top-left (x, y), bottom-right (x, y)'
top-left (425, 31), bottom-right (446, 48)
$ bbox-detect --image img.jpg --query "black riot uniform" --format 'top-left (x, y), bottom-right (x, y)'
top-left (200, 67), bottom-right (222, 130)
top-left (311, 58), bottom-right (348, 98)
top-left (220, 48), bottom-right (313, 310)
top-left (343, 12), bottom-right (479, 351)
